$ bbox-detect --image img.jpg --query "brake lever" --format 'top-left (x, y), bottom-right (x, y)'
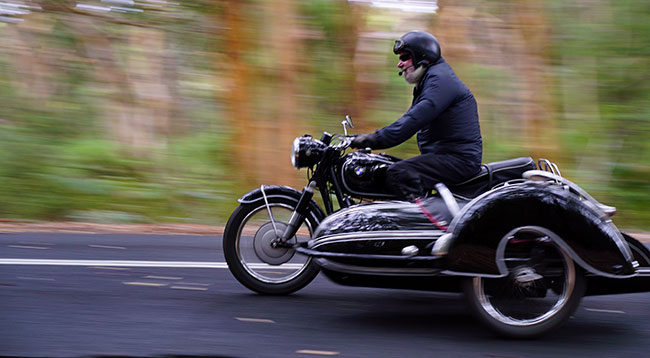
top-left (331, 135), bottom-right (355, 150)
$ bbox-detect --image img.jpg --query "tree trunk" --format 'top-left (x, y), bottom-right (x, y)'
top-left (434, 1), bottom-right (559, 161)
top-left (513, 0), bottom-right (559, 161)
top-left (221, 0), bottom-right (256, 186)
top-left (261, 0), bottom-right (301, 187)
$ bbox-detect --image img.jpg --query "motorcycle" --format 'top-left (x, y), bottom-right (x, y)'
top-left (223, 116), bottom-right (650, 338)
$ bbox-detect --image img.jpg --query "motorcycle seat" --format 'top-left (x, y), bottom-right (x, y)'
top-left (447, 157), bottom-right (537, 199)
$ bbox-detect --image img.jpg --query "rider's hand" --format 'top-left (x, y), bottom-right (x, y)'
top-left (350, 133), bottom-right (375, 149)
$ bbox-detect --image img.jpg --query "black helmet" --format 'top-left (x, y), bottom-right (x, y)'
top-left (393, 31), bottom-right (441, 67)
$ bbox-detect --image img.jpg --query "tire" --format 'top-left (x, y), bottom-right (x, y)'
top-left (463, 227), bottom-right (586, 338)
top-left (223, 196), bottom-right (321, 295)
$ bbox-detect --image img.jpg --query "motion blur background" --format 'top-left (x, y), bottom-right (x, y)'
top-left (0, 0), bottom-right (647, 230)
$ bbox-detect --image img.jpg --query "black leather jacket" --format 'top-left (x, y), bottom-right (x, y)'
top-left (369, 57), bottom-right (482, 171)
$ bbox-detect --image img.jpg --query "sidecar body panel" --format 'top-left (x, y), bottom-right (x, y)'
top-left (308, 181), bottom-right (642, 281)
top-left (313, 199), bottom-right (455, 237)
top-left (309, 200), bottom-right (454, 274)
top-left (441, 183), bottom-right (637, 278)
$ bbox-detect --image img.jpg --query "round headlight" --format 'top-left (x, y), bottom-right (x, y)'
top-left (291, 137), bottom-right (301, 168)
top-left (290, 135), bottom-right (326, 169)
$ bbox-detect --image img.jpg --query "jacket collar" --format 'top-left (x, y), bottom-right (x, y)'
top-left (413, 56), bottom-right (445, 99)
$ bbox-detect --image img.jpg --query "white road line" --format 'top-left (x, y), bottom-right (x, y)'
top-left (90, 266), bottom-right (131, 270)
top-left (17, 276), bottom-right (55, 281)
top-left (0, 258), bottom-right (303, 269)
top-left (8, 245), bottom-right (50, 250)
top-left (585, 308), bottom-right (626, 314)
top-left (296, 350), bottom-right (340, 356)
top-left (144, 275), bottom-right (183, 280)
top-left (235, 317), bottom-right (275, 323)
top-left (88, 245), bottom-right (126, 250)
top-left (170, 285), bottom-right (208, 291)
top-left (123, 281), bottom-right (168, 287)
top-left (174, 282), bottom-right (210, 286)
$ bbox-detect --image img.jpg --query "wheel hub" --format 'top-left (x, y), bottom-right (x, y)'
top-left (513, 267), bottom-right (543, 285)
top-left (253, 222), bottom-right (296, 265)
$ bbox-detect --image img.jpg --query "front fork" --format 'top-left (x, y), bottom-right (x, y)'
top-left (267, 181), bottom-right (317, 248)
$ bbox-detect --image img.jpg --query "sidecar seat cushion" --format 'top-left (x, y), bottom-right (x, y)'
top-left (447, 157), bottom-right (536, 199)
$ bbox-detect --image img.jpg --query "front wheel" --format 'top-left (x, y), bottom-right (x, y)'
top-left (464, 227), bottom-right (586, 338)
top-left (223, 196), bottom-right (321, 295)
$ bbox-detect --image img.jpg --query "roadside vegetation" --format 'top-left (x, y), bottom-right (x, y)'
top-left (0, 0), bottom-right (647, 231)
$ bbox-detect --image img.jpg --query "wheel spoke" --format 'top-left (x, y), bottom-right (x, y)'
top-left (236, 203), bottom-right (313, 284)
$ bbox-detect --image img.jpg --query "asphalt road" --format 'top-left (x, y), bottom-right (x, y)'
top-left (1, 233), bottom-right (649, 358)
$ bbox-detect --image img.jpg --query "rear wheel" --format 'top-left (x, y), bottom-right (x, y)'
top-left (464, 227), bottom-right (586, 338)
top-left (223, 197), bottom-right (320, 295)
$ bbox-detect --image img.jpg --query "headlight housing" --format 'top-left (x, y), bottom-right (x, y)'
top-left (291, 135), bottom-right (326, 169)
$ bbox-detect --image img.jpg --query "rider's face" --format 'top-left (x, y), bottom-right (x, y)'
top-left (397, 52), bottom-right (413, 75)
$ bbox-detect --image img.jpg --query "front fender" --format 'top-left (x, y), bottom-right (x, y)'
top-left (436, 182), bottom-right (636, 278)
top-left (237, 185), bottom-right (326, 222)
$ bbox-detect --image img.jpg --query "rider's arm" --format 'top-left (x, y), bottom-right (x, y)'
top-left (370, 73), bottom-right (457, 150)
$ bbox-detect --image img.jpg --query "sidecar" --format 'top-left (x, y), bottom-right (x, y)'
top-left (296, 161), bottom-right (650, 338)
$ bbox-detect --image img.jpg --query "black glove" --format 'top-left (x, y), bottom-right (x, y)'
top-left (350, 133), bottom-right (375, 149)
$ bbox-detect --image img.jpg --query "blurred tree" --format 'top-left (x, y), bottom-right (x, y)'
top-left (264, 0), bottom-right (300, 186)
top-left (433, 0), bottom-right (558, 161)
top-left (220, 0), bottom-right (256, 186)
top-left (513, 0), bottom-right (559, 161)
top-left (0, 0), bottom-right (646, 229)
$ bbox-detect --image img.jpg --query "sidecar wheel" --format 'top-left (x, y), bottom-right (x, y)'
top-left (223, 197), bottom-right (320, 295)
top-left (463, 227), bottom-right (586, 338)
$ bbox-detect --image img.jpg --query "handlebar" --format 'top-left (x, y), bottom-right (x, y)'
top-left (330, 134), bottom-right (356, 150)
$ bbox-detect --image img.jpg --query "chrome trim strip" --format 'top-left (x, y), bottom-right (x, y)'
top-left (439, 270), bottom-right (504, 278)
top-left (631, 245), bottom-right (650, 266)
top-left (298, 246), bottom-right (441, 262)
top-left (636, 267), bottom-right (650, 275)
top-left (316, 258), bottom-right (440, 276)
top-left (495, 226), bottom-right (636, 279)
top-left (311, 237), bottom-right (435, 250)
top-left (316, 229), bottom-right (443, 241)
top-left (311, 230), bottom-right (443, 249)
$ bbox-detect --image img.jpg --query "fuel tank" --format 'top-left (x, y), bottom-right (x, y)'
top-left (337, 151), bottom-right (400, 199)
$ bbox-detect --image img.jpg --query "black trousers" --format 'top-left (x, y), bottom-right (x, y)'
top-left (384, 153), bottom-right (480, 200)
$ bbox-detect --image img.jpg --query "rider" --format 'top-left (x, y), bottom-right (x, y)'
top-left (351, 30), bottom-right (483, 200)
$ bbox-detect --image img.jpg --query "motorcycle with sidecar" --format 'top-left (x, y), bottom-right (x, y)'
top-left (223, 117), bottom-right (650, 338)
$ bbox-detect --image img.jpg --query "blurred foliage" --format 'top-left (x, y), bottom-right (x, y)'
top-left (0, 0), bottom-right (647, 230)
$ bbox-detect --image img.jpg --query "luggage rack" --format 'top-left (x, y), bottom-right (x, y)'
top-left (538, 158), bottom-right (562, 182)
top-left (524, 160), bottom-right (618, 218)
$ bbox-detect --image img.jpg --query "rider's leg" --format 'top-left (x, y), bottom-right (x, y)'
top-left (385, 154), bottom-right (480, 200)
top-left (385, 163), bottom-right (424, 200)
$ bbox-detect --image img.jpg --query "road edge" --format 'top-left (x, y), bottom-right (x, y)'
top-left (1, 220), bottom-right (648, 242)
